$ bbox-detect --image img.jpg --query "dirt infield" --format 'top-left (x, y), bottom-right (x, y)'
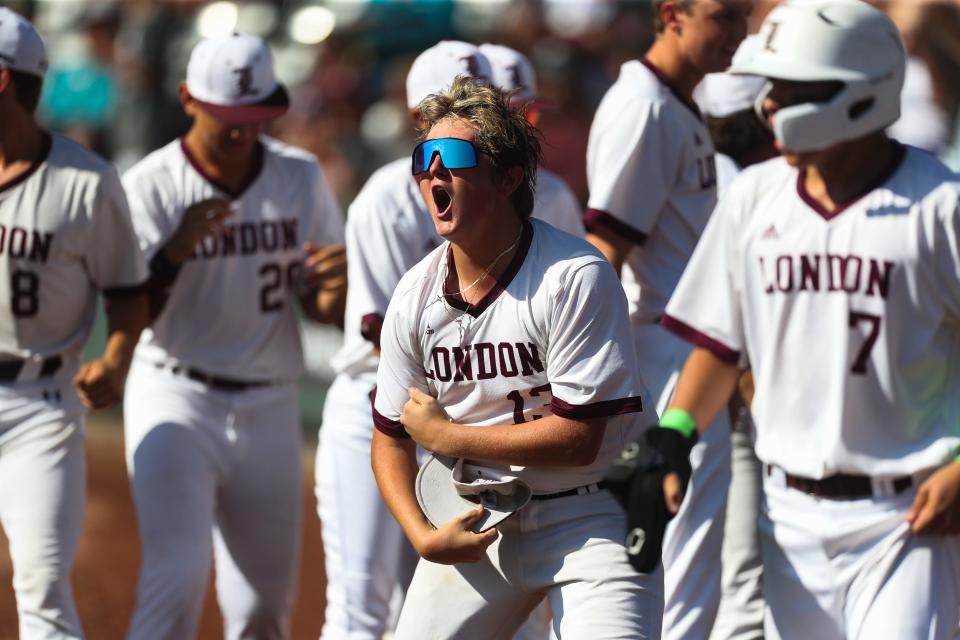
top-left (0, 409), bottom-right (327, 638)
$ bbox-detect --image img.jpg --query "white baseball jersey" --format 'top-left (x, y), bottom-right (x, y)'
top-left (586, 59), bottom-right (718, 325)
top-left (331, 157), bottom-right (585, 386)
top-left (0, 133), bottom-right (147, 373)
top-left (123, 136), bottom-right (344, 381)
top-left (664, 144), bottom-right (960, 478)
top-left (373, 218), bottom-right (649, 493)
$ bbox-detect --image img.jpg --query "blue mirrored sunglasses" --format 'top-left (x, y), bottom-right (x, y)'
top-left (411, 138), bottom-right (479, 176)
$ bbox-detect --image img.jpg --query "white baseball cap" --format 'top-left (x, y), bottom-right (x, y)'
top-left (416, 454), bottom-right (532, 533)
top-left (0, 7), bottom-right (47, 79)
top-left (186, 32), bottom-right (289, 124)
top-left (479, 43), bottom-right (538, 105)
top-left (405, 40), bottom-right (492, 111)
top-left (699, 35), bottom-right (765, 118)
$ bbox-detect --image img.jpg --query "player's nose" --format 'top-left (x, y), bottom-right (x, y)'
top-left (425, 151), bottom-right (450, 178)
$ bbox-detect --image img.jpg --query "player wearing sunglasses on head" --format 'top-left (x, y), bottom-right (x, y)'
top-left (371, 75), bottom-right (660, 640)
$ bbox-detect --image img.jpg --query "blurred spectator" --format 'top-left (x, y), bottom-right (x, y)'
top-left (883, 0), bottom-right (960, 158)
top-left (39, 2), bottom-right (122, 156)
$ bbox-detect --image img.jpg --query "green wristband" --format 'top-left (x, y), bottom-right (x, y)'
top-left (955, 452), bottom-right (960, 464)
top-left (659, 408), bottom-right (697, 439)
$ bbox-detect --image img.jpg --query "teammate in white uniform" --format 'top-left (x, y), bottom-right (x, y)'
top-left (0, 9), bottom-right (148, 638)
top-left (371, 76), bottom-right (660, 640)
top-left (316, 40), bottom-right (582, 639)
top-left (121, 33), bottom-right (346, 640)
top-left (584, 2), bottom-right (750, 637)
top-left (660, 2), bottom-right (960, 638)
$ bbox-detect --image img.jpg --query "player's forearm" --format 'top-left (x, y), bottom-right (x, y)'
top-left (430, 415), bottom-right (606, 467)
top-left (101, 292), bottom-right (148, 373)
top-left (586, 228), bottom-right (628, 274)
top-left (371, 430), bottom-right (435, 549)
top-left (668, 347), bottom-right (740, 434)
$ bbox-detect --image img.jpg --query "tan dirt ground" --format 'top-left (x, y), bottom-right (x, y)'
top-left (0, 410), bottom-right (327, 639)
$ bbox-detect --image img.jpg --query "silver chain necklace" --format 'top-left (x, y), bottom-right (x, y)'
top-left (436, 226), bottom-right (523, 344)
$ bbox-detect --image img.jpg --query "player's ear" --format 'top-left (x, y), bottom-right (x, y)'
top-left (179, 81), bottom-right (199, 117)
top-left (660, 1), bottom-right (684, 35)
top-left (0, 65), bottom-right (10, 95)
top-left (498, 165), bottom-right (524, 197)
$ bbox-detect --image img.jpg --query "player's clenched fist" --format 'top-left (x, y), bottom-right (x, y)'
top-left (73, 358), bottom-right (127, 409)
top-left (401, 388), bottom-right (453, 452)
top-left (907, 462), bottom-right (960, 535)
top-left (414, 505), bottom-right (498, 565)
top-left (164, 198), bottom-right (234, 263)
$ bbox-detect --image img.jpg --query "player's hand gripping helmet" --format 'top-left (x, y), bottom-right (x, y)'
top-left (732, 0), bottom-right (906, 153)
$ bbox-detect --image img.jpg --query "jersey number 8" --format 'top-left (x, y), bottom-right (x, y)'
top-left (11, 269), bottom-right (39, 317)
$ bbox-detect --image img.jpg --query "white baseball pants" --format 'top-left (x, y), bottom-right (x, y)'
top-left (0, 378), bottom-right (86, 640)
top-left (316, 375), bottom-right (410, 640)
top-left (761, 467), bottom-right (960, 639)
top-left (632, 323), bottom-right (731, 640)
top-left (393, 490), bottom-right (663, 640)
top-left (710, 412), bottom-right (764, 640)
top-left (124, 360), bottom-right (303, 640)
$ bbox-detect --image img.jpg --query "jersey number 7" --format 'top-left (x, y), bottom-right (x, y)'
top-left (848, 310), bottom-right (881, 375)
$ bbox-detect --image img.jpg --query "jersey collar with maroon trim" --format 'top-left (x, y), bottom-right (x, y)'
top-left (796, 141), bottom-right (907, 222)
top-left (179, 137), bottom-right (265, 201)
top-left (443, 218), bottom-right (533, 319)
top-left (639, 58), bottom-right (704, 121)
top-left (0, 132), bottom-right (52, 196)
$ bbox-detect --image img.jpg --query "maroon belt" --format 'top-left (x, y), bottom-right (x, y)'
top-left (768, 465), bottom-right (913, 499)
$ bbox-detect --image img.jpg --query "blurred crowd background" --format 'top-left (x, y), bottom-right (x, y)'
top-left (4, 0), bottom-right (960, 427)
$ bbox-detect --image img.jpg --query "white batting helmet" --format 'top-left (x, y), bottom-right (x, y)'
top-left (732, 0), bottom-right (905, 153)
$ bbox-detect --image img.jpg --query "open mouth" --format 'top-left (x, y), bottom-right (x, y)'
top-left (432, 186), bottom-right (452, 217)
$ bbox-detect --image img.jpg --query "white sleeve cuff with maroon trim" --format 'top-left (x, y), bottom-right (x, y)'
top-left (583, 208), bottom-right (648, 246)
top-left (550, 395), bottom-right (644, 420)
top-left (660, 314), bottom-right (740, 364)
top-left (360, 312), bottom-right (384, 344)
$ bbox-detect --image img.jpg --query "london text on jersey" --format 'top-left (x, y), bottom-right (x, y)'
top-left (425, 342), bottom-right (545, 382)
top-left (0, 224), bottom-right (53, 264)
top-left (758, 254), bottom-right (895, 298)
top-left (189, 219), bottom-right (298, 260)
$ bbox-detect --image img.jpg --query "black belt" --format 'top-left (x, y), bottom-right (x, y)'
top-left (157, 363), bottom-right (272, 392)
top-left (0, 355), bottom-right (62, 382)
top-left (531, 481), bottom-right (609, 501)
top-left (769, 465), bottom-right (913, 499)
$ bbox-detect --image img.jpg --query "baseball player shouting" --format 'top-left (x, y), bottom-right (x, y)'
top-left (371, 76), bottom-right (660, 640)
top-left (121, 33), bottom-right (345, 639)
top-left (0, 9), bottom-right (148, 638)
top-left (316, 40), bottom-right (582, 639)
top-left (654, 1), bottom-right (960, 638)
top-left (584, 1), bottom-right (750, 637)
